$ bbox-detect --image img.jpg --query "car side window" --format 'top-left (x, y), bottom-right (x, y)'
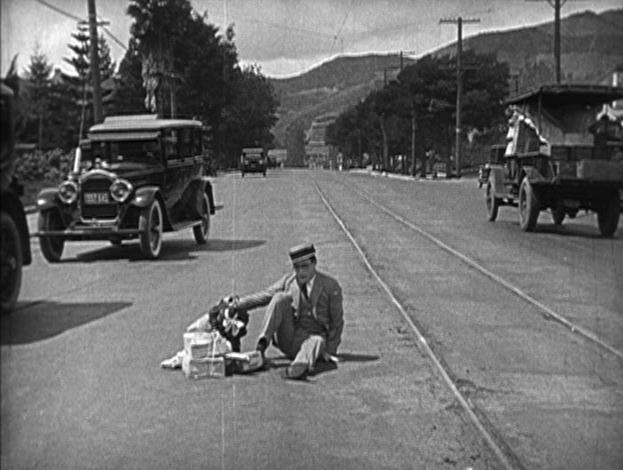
top-left (192, 129), bottom-right (202, 156)
top-left (165, 130), bottom-right (178, 160)
top-left (179, 128), bottom-right (192, 159)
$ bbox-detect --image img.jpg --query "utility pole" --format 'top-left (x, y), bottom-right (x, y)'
top-left (440, 16), bottom-right (480, 178)
top-left (526, 0), bottom-right (567, 84)
top-left (87, 0), bottom-right (103, 124)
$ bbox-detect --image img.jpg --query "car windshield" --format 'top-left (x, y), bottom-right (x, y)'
top-left (87, 140), bottom-right (162, 166)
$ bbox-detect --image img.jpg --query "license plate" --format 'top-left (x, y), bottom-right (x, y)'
top-left (563, 199), bottom-right (580, 209)
top-left (84, 192), bottom-right (110, 204)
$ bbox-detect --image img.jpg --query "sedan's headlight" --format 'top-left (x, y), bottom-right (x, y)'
top-left (110, 178), bottom-right (133, 203)
top-left (58, 180), bottom-right (78, 204)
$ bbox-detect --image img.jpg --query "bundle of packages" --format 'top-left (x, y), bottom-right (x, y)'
top-left (182, 331), bottom-right (232, 379)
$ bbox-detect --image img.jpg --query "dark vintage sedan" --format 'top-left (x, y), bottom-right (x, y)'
top-left (240, 147), bottom-right (267, 177)
top-left (35, 115), bottom-right (216, 261)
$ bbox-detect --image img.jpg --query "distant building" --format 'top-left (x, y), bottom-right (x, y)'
top-left (304, 114), bottom-right (338, 169)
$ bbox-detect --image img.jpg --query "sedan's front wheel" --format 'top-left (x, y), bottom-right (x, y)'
top-left (38, 209), bottom-right (65, 262)
top-left (139, 199), bottom-right (163, 259)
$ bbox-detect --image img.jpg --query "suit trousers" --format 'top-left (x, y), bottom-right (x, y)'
top-left (258, 292), bottom-right (325, 369)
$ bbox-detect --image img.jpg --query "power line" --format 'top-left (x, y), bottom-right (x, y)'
top-left (330, 0), bottom-right (355, 55)
top-left (100, 26), bottom-right (128, 51)
top-left (34, 0), bottom-right (83, 22)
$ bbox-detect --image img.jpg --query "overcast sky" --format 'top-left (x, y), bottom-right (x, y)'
top-left (2, 0), bottom-right (621, 78)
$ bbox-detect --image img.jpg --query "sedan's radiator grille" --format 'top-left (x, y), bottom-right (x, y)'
top-left (81, 178), bottom-right (117, 219)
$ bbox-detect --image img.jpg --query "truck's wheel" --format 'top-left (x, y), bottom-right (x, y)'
top-left (193, 193), bottom-right (210, 244)
top-left (597, 195), bottom-right (620, 237)
top-left (38, 210), bottom-right (65, 262)
top-left (485, 181), bottom-right (499, 222)
top-left (139, 199), bottom-right (163, 259)
top-left (1, 212), bottom-right (22, 313)
top-left (519, 177), bottom-right (539, 232)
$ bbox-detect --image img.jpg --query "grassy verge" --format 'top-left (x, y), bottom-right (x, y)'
top-left (22, 180), bottom-right (57, 208)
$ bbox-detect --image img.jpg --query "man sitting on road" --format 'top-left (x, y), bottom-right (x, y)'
top-left (162, 243), bottom-right (344, 380)
top-left (230, 243), bottom-right (344, 380)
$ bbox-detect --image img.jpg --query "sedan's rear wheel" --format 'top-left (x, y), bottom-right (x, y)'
top-left (193, 193), bottom-right (210, 244)
top-left (1, 212), bottom-right (22, 313)
top-left (38, 209), bottom-right (65, 262)
top-left (139, 199), bottom-right (163, 259)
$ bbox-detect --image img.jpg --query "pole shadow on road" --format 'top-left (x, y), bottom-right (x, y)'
top-left (56, 239), bottom-right (266, 263)
top-left (1, 301), bottom-right (132, 345)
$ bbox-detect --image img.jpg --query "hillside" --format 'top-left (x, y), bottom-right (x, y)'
top-left (433, 9), bottom-right (623, 83)
top-left (269, 8), bottom-right (623, 163)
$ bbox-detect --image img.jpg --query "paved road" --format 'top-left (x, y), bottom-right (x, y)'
top-left (2, 169), bottom-right (621, 469)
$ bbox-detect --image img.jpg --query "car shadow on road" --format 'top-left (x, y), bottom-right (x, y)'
top-left (1, 300), bottom-right (132, 345)
top-left (508, 221), bottom-right (616, 239)
top-left (58, 238), bottom-right (266, 263)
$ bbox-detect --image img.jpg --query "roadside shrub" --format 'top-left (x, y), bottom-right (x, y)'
top-left (15, 148), bottom-right (74, 183)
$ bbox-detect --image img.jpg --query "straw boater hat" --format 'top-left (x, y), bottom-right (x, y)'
top-left (289, 243), bottom-right (315, 264)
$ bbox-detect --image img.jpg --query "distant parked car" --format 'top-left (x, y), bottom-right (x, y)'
top-left (34, 115), bottom-right (216, 261)
top-left (240, 147), bottom-right (267, 177)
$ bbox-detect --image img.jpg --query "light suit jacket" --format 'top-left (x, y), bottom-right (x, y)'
top-left (237, 270), bottom-right (344, 355)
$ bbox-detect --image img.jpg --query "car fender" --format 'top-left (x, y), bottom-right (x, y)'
top-left (199, 177), bottom-right (216, 214)
top-left (131, 186), bottom-right (160, 208)
top-left (1, 190), bottom-right (32, 265)
top-left (489, 165), bottom-right (506, 197)
top-left (36, 187), bottom-right (62, 213)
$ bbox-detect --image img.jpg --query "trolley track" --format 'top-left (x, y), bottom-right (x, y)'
top-left (326, 175), bottom-right (623, 360)
top-left (313, 175), bottom-right (623, 470)
top-left (314, 182), bottom-right (522, 470)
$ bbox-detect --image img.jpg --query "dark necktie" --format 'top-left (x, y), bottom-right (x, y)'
top-left (299, 282), bottom-right (308, 300)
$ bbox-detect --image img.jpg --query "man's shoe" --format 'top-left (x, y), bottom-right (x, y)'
top-left (280, 363), bottom-right (308, 381)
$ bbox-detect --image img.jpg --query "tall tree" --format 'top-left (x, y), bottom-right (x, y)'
top-left (63, 26), bottom-right (116, 140)
top-left (220, 65), bottom-right (279, 166)
top-left (111, 38), bottom-right (147, 115)
top-left (24, 47), bottom-right (53, 149)
top-left (127, 0), bottom-right (193, 116)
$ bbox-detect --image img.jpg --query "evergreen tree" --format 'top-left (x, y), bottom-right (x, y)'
top-left (63, 26), bottom-right (116, 141)
top-left (24, 47), bottom-right (53, 149)
top-left (111, 38), bottom-right (147, 115)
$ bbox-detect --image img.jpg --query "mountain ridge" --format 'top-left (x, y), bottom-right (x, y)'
top-left (268, 8), bottom-right (623, 160)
